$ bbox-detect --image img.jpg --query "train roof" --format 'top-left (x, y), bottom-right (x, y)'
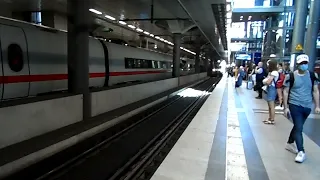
top-left (0, 16), bottom-right (194, 62)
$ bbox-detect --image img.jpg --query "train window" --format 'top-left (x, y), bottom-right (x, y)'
top-left (160, 62), bottom-right (167, 69)
top-left (7, 44), bottom-right (24, 72)
top-left (141, 60), bottom-right (148, 68)
top-left (125, 58), bottom-right (164, 69)
top-left (152, 61), bottom-right (159, 69)
top-left (135, 59), bottom-right (142, 68)
top-left (125, 58), bottom-right (134, 68)
top-left (144, 60), bottom-right (152, 68)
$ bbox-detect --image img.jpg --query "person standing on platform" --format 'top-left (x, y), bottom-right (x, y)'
top-left (262, 60), bottom-right (279, 124)
top-left (283, 54), bottom-right (320, 163)
top-left (254, 62), bottom-right (266, 99)
top-left (235, 66), bottom-right (245, 88)
top-left (233, 66), bottom-right (239, 81)
top-left (275, 63), bottom-right (285, 110)
top-left (249, 64), bottom-right (256, 86)
top-left (283, 62), bottom-right (291, 74)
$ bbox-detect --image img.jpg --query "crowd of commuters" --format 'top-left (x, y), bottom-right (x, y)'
top-left (228, 54), bottom-right (320, 163)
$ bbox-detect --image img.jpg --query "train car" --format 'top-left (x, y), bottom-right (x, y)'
top-left (0, 16), bottom-right (195, 101)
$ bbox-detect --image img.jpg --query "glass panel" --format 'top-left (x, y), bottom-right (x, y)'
top-left (230, 22), bottom-right (246, 38)
top-left (124, 58), bottom-right (134, 68)
top-left (284, 29), bottom-right (293, 56)
top-left (232, 0), bottom-right (283, 7)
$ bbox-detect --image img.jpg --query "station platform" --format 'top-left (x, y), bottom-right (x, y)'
top-left (151, 75), bottom-right (320, 180)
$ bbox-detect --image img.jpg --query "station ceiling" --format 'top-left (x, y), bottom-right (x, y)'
top-left (0, 0), bottom-right (228, 60)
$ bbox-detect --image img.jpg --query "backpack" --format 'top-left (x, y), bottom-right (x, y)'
top-left (275, 72), bottom-right (285, 88)
top-left (288, 71), bottom-right (318, 96)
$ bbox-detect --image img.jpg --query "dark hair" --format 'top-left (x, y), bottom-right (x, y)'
top-left (278, 63), bottom-right (283, 67)
top-left (268, 60), bottom-right (278, 72)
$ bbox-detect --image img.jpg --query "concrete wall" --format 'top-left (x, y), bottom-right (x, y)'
top-left (0, 73), bottom-right (209, 177)
top-left (91, 78), bottom-right (179, 116)
top-left (0, 95), bottom-right (83, 149)
top-left (179, 73), bottom-right (207, 86)
top-left (0, 73), bottom-right (207, 149)
top-left (92, 73), bottom-right (207, 116)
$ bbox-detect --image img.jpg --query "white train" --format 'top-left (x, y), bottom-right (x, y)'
top-left (0, 17), bottom-right (195, 101)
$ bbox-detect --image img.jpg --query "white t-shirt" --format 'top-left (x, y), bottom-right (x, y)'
top-left (269, 70), bottom-right (279, 86)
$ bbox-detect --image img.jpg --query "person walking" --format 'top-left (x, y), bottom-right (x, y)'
top-left (283, 54), bottom-right (320, 163)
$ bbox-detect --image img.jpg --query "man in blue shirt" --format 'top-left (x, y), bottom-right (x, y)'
top-left (283, 54), bottom-right (320, 163)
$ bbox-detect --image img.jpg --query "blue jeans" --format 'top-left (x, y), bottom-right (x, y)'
top-left (288, 104), bottom-right (311, 152)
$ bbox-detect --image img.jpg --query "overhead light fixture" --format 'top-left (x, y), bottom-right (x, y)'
top-left (118, 21), bottom-right (126, 25)
top-left (155, 36), bottom-right (160, 39)
top-left (89, 9), bottom-right (102, 15)
top-left (105, 15), bottom-right (116, 21)
top-left (128, 24), bottom-right (136, 29)
top-left (248, 16), bottom-right (252, 20)
top-left (149, 34), bottom-right (154, 37)
top-left (240, 16), bottom-right (243, 18)
top-left (136, 28), bottom-right (143, 32)
top-left (143, 31), bottom-right (150, 35)
top-left (160, 38), bottom-right (165, 41)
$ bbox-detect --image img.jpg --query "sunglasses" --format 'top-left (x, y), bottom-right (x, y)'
top-left (297, 61), bottom-right (308, 65)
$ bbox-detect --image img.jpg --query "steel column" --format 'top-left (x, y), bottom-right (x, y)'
top-left (67, 0), bottom-right (91, 120)
top-left (195, 43), bottom-right (201, 73)
top-left (305, 0), bottom-right (320, 71)
top-left (290, 0), bottom-right (308, 70)
top-left (172, 33), bottom-right (181, 77)
top-left (204, 58), bottom-right (209, 76)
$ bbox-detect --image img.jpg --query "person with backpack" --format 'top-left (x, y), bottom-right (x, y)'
top-left (283, 54), bottom-right (320, 163)
top-left (275, 63), bottom-right (286, 110)
top-left (254, 62), bottom-right (268, 99)
top-left (262, 60), bottom-right (279, 124)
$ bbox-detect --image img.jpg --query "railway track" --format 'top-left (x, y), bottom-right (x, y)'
top-left (4, 77), bottom-right (221, 180)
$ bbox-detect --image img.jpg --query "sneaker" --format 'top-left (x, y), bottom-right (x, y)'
top-left (285, 143), bottom-right (298, 154)
top-left (295, 151), bottom-right (306, 163)
top-left (275, 105), bottom-right (284, 110)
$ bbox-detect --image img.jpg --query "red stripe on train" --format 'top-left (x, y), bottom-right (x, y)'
top-left (0, 70), bottom-right (168, 84)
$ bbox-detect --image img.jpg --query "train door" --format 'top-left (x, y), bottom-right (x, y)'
top-left (0, 25), bottom-right (29, 99)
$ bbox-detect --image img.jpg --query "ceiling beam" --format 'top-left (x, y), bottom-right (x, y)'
top-left (122, 18), bottom-right (189, 21)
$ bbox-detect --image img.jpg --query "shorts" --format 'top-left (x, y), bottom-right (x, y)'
top-left (266, 85), bottom-right (277, 101)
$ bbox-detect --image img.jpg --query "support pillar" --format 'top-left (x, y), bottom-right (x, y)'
top-left (290, 0), bottom-right (308, 70)
top-left (209, 58), bottom-right (214, 75)
top-left (41, 11), bottom-right (55, 27)
top-left (172, 33), bottom-right (182, 77)
top-left (204, 58), bottom-right (209, 76)
top-left (195, 45), bottom-right (201, 73)
top-left (67, 0), bottom-right (91, 120)
top-left (305, 0), bottom-right (320, 71)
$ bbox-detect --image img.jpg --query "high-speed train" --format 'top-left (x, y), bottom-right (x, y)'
top-left (0, 17), bottom-right (195, 101)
